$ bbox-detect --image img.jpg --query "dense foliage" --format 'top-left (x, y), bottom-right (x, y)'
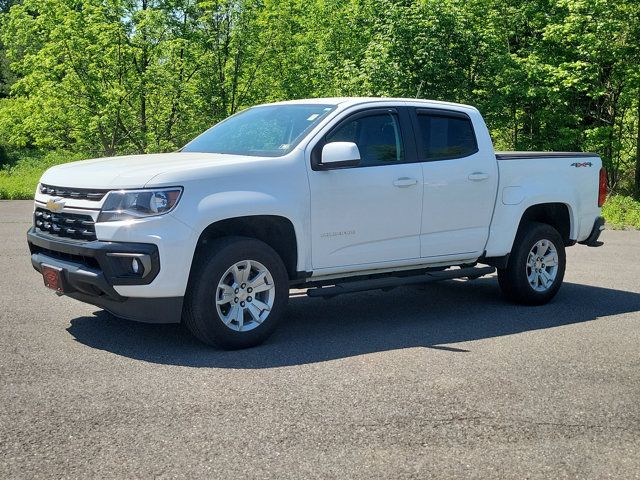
top-left (0, 0), bottom-right (639, 196)
top-left (602, 195), bottom-right (640, 229)
top-left (0, 149), bottom-right (85, 199)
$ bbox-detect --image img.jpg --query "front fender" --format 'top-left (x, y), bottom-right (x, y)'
top-left (173, 190), bottom-right (310, 273)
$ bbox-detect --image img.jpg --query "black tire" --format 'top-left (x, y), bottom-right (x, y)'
top-left (183, 236), bottom-right (289, 349)
top-left (497, 222), bottom-right (566, 305)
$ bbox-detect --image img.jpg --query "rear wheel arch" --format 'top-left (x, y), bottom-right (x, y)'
top-left (515, 202), bottom-right (573, 246)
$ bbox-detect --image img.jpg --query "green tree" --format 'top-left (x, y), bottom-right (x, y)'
top-left (0, 0), bottom-right (638, 196)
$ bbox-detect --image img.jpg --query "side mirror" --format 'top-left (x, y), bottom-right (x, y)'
top-left (320, 142), bottom-right (361, 169)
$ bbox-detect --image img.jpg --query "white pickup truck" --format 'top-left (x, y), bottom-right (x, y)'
top-left (28, 98), bottom-right (607, 348)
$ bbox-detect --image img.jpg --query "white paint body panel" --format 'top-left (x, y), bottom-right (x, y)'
top-left (307, 162), bottom-right (423, 269)
top-left (35, 97), bottom-right (603, 299)
top-left (418, 108), bottom-right (499, 259)
top-left (484, 155), bottom-right (602, 257)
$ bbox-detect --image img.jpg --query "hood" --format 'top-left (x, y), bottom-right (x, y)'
top-left (40, 152), bottom-right (261, 189)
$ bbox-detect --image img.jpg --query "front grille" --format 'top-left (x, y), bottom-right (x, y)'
top-left (40, 184), bottom-right (109, 201)
top-left (34, 207), bottom-right (97, 241)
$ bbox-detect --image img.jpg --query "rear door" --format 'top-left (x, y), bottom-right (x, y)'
top-left (307, 108), bottom-right (423, 270)
top-left (411, 108), bottom-right (498, 258)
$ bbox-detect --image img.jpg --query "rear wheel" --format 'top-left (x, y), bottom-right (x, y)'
top-left (498, 222), bottom-right (566, 305)
top-left (183, 237), bottom-right (289, 349)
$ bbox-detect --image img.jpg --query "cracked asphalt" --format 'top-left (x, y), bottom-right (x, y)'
top-left (1, 200), bottom-right (639, 479)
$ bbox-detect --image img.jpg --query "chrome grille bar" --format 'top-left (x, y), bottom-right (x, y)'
top-left (40, 184), bottom-right (109, 201)
top-left (34, 207), bottom-right (97, 241)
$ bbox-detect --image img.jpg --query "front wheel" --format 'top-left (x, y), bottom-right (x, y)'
top-left (183, 237), bottom-right (289, 349)
top-left (498, 222), bottom-right (566, 305)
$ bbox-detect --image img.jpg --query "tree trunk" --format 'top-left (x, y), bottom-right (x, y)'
top-left (512, 103), bottom-right (518, 149)
top-left (635, 88), bottom-right (640, 199)
top-left (140, 49), bottom-right (147, 153)
top-left (139, 0), bottom-right (148, 153)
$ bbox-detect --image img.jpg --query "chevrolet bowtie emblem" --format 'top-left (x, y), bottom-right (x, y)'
top-left (46, 198), bottom-right (65, 212)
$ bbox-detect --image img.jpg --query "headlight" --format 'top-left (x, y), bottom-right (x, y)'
top-left (97, 188), bottom-right (183, 223)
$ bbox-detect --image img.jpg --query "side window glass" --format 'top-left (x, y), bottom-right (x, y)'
top-left (416, 113), bottom-right (477, 160)
top-left (326, 113), bottom-right (404, 166)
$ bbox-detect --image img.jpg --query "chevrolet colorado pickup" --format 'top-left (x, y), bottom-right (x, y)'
top-left (28, 98), bottom-right (607, 348)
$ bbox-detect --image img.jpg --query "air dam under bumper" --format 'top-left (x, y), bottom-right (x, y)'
top-left (27, 228), bottom-right (182, 324)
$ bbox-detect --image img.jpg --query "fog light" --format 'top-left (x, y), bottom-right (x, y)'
top-left (131, 258), bottom-right (141, 274)
top-left (105, 252), bottom-right (153, 279)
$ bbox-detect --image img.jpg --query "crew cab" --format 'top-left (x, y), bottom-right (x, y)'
top-left (27, 98), bottom-right (607, 348)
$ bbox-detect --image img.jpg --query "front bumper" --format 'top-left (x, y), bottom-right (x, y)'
top-left (27, 228), bottom-right (182, 323)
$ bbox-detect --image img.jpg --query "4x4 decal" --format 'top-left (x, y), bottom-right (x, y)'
top-left (571, 162), bottom-right (593, 168)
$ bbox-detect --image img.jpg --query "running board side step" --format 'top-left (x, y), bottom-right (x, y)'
top-left (306, 266), bottom-right (496, 299)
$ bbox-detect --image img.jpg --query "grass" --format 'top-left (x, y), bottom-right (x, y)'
top-left (0, 150), bottom-right (87, 199)
top-left (602, 195), bottom-right (640, 230)
top-left (2, 148), bottom-right (640, 230)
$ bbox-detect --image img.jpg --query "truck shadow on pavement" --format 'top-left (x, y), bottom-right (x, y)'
top-left (67, 278), bottom-right (640, 369)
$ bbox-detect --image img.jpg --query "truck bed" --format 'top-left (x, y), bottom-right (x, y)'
top-left (485, 151), bottom-right (603, 258)
top-left (495, 152), bottom-right (600, 160)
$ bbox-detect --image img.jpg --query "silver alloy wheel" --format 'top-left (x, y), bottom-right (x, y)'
top-left (215, 259), bottom-right (276, 332)
top-left (526, 239), bottom-right (559, 292)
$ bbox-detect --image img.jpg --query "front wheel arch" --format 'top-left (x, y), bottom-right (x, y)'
top-left (191, 215), bottom-right (299, 281)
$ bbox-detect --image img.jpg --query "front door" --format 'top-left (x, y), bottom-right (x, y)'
top-left (308, 108), bottom-right (423, 270)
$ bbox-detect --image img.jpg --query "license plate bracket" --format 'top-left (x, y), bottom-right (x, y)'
top-left (41, 264), bottom-right (65, 293)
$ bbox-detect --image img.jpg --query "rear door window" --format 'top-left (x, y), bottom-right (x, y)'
top-left (415, 112), bottom-right (478, 160)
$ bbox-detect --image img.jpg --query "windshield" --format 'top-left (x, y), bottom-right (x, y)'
top-left (182, 104), bottom-right (336, 157)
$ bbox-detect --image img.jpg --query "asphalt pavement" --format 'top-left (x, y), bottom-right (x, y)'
top-left (1, 200), bottom-right (639, 479)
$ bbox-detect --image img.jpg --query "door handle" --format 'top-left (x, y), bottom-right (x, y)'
top-left (393, 177), bottom-right (419, 188)
top-left (468, 172), bottom-right (489, 181)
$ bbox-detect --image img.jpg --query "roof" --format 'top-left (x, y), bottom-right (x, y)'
top-left (267, 97), bottom-right (477, 112)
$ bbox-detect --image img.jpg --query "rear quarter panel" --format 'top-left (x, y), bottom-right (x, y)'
top-left (485, 156), bottom-right (602, 257)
